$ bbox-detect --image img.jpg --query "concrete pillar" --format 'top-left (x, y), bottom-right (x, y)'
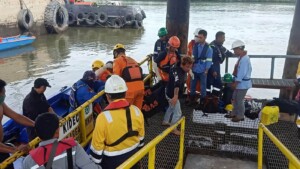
top-left (166, 0), bottom-right (190, 55)
top-left (281, 0), bottom-right (300, 99)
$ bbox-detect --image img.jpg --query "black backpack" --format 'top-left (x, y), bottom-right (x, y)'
top-left (195, 96), bottom-right (219, 113)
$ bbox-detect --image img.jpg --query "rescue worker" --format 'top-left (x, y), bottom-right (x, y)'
top-left (225, 40), bottom-right (252, 122)
top-left (22, 113), bottom-right (102, 169)
top-left (112, 44), bottom-right (144, 109)
top-left (207, 31), bottom-right (233, 96)
top-left (0, 79), bottom-right (34, 168)
top-left (69, 71), bottom-right (104, 114)
top-left (90, 75), bottom-right (144, 169)
top-left (163, 56), bottom-right (193, 135)
top-left (23, 78), bottom-right (55, 141)
top-left (153, 27), bottom-right (169, 81)
top-left (189, 29), bottom-right (213, 105)
top-left (154, 36), bottom-right (181, 84)
top-left (186, 28), bottom-right (202, 103)
top-left (92, 60), bottom-right (113, 82)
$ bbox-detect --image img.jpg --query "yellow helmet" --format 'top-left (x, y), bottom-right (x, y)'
top-left (113, 43), bottom-right (125, 50)
top-left (225, 104), bottom-right (233, 111)
top-left (92, 60), bottom-right (104, 69)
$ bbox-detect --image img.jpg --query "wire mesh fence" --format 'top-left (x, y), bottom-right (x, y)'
top-left (141, 99), bottom-right (300, 169)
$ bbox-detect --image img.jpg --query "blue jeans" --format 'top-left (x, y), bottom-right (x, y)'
top-left (190, 72), bottom-right (207, 98)
top-left (163, 100), bottom-right (182, 125)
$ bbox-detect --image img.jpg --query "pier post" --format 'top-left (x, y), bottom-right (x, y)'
top-left (281, 0), bottom-right (300, 99)
top-left (166, 0), bottom-right (190, 55)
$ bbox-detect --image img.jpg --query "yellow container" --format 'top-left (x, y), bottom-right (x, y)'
top-left (260, 106), bottom-right (279, 125)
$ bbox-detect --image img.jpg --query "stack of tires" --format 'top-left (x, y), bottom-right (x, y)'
top-left (44, 1), bottom-right (69, 34)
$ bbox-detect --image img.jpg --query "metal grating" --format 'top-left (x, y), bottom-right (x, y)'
top-left (141, 99), bottom-right (300, 169)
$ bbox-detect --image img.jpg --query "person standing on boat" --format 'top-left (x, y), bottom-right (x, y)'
top-left (69, 71), bottom-right (104, 113)
top-left (163, 56), bottom-right (193, 135)
top-left (0, 79), bottom-right (34, 169)
top-left (23, 113), bottom-right (102, 169)
top-left (188, 29), bottom-right (213, 105)
top-left (154, 36), bottom-right (181, 84)
top-left (207, 31), bottom-right (233, 96)
top-left (90, 75), bottom-right (144, 169)
top-left (112, 44), bottom-right (144, 109)
top-left (23, 78), bottom-right (55, 141)
top-left (226, 40), bottom-right (252, 122)
top-left (153, 27), bottom-right (169, 81)
top-left (92, 60), bottom-right (113, 82)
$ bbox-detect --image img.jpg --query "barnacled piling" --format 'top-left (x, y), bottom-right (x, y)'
top-left (166, 0), bottom-right (190, 55)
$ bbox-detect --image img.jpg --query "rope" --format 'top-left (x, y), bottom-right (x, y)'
top-left (19, 0), bottom-right (28, 9)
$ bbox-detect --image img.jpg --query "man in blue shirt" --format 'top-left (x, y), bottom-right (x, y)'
top-left (226, 40), bottom-right (252, 122)
top-left (189, 29), bottom-right (213, 105)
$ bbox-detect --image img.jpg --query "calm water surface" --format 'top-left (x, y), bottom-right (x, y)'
top-left (0, 1), bottom-right (295, 123)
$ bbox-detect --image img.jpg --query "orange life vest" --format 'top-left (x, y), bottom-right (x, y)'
top-left (158, 52), bottom-right (178, 82)
top-left (122, 57), bottom-right (143, 82)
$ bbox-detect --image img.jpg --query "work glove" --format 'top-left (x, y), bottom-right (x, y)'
top-left (189, 69), bottom-right (194, 80)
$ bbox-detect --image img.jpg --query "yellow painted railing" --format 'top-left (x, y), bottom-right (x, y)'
top-left (117, 117), bottom-right (186, 169)
top-left (0, 55), bottom-right (153, 169)
top-left (258, 123), bottom-right (300, 169)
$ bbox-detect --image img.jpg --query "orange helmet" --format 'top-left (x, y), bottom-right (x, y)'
top-left (168, 36), bottom-right (180, 48)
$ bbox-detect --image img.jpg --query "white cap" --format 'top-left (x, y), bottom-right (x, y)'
top-left (105, 75), bottom-right (128, 93)
top-left (231, 40), bottom-right (245, 49)
top-left (193, 28), bottom-right (203, 35)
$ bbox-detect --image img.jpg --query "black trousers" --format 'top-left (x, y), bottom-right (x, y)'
top-left (101, 148), bottom-right (139, 169)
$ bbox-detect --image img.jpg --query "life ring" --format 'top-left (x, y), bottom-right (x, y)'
top-left (68, 12), bottom-right (76, 25)
top-left (97, 12), bottom-right (108, 24)
top-left (17, 9), bottom-right (34, 31)
top-left (135, 13), bottom-right (143, 21)
top-left (111, 18), bottom-right (122, 29)
top-left (125, 14), bottom-right (134, 24)
top-left (76, 12), bottom-right (85, 22)
top-left (141, 10), bottom-right (146, 19)
top-left (85, 13), bottom-right (97, 25)
top-left (44, 1), bottom-right (69, 34)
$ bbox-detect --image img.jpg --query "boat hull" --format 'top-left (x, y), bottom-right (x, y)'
top-left (0, 35), bottom-right (36, 52)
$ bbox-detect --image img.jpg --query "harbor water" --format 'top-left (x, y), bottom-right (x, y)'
top-left (0, 1), bottom-right (295, 123)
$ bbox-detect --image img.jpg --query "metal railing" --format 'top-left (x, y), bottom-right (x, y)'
top-left (117, 117), bottom-right (186, 169)
top-left (0, 54), bottom-right (153, 169)
top-left (225, 55), bottom-right (300, 79)
top-left (258, 123), bottom-right (300, 169)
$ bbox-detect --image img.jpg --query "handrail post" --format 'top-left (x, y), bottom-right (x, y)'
top-left (149, 55), bottom-right (153, 87)
top-left (258, 124), bottom-right (263, 169)
top-left (178, 117), bottom-right (185, 169)
top-left (225, 57), bottom-right (229, 73)
top-left (79, 109), bottom-right (87, 143)
top-left (148, 147), bottom-right (156, 169)
top-left (270, 57), bottom-right (275, 79)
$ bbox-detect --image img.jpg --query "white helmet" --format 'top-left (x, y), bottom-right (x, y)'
top-left (193, 28), bottom-right (203, 35)
top-left (105, 75), bottom-right (128, 93)
top-left (231, 40), bottom-right (245, 49)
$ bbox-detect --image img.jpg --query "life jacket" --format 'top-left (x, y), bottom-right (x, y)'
top-left (193, 43), bottom-right (209, 63)
top-left (158, 52), bottom-right (178, 71)
top-left (69, 81), bottom-right (94, 110)
top-left (187, 40), bottom-right (196, 57)
top-left (29, 138), bottom-right (76, 167)
top-left (104, 100), bottom-right (139, 147)
top-left (122, 57), bottom-right (143, 82)
top-left (99, 70), bottom-right (111, 82)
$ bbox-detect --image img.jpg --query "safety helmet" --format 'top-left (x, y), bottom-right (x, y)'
top-left (105, 61), bottom-right (113, 69)
top-left (158, 27), bottom-right (168, 37)
top-left (223, 73), bottom-right (233, 83)
top-left (105, 75), bottom-right (128, 93)
top-left (113, 43), bottom-right (125, 51)
top-left (231, 40), bottom-right (245, 49)
top-left (168, 36), bottom-right (180, 48)
top-left (225, 104), bottom-right (233, 111)
top-left (92, 60), bottom-right (104, 69)
top-left (193, 28), bottom-right (203, 36)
